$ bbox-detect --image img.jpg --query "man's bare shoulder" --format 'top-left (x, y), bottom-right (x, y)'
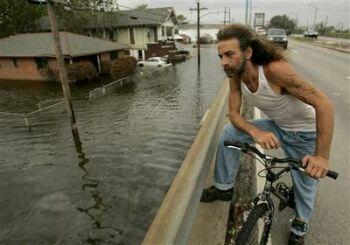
top-left (263, 59), bottom-right (291, 79)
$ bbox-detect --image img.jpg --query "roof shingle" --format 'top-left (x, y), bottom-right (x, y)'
top-left (0, 32), bottom-right (129, 58)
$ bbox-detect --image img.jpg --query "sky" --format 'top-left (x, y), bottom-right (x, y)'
top-left (117, 0), bottom-right (349, 29)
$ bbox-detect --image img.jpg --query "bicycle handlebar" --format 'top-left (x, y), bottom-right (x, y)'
top-left (224, 140), bottom-right (339, 180)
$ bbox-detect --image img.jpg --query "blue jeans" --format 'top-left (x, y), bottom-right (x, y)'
top-left (214, 119), bottom-right (318, 236)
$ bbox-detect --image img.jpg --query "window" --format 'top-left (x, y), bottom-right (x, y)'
top-left (129, 27), bottom-right (135, 44)
top-left (110, 51), bottom-right (119, 60)
top-left (166, 27), bottom-right (173, 37)
top-left (34, 57), bottom-right (48, 69)
top-left (162, 27), bottom-right (165, 37)
top-left (12, 58), bottom-right (19, 68)
top-left (138, 50), bottom-right (143, 60)
top-left (153, 27), bottom-right (158, 41)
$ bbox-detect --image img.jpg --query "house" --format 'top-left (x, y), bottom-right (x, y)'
top-left (86, 7), bottom-right (179, 60)
top-left (179, 24), bottom-right (224, 42)
top-left (39, 7), bottom-right (179, 61)
top-left (178, 34), bottom-right (192, 44)
top-left (0, 32), bottom-right (129, 81)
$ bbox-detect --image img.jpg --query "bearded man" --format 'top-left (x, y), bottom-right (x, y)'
top-left (200, 24), bottom-right (334, 245)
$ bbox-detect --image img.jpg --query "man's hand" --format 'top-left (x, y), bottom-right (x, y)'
top-left (302, 155), bottom-right (329, 179)
top-left (251, 129), bottom-right (280, 150)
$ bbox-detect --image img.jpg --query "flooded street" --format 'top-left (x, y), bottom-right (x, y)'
top-left (0, 45), bottom-right (225, 244)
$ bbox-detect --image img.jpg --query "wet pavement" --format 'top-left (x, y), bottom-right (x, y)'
top-left (0, 45), bottom-right (226, 244)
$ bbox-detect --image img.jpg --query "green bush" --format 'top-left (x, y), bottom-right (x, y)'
top-left (110, 56), bottom-right (137, 80)
top-left (66, 61), bottom-right (98, 83)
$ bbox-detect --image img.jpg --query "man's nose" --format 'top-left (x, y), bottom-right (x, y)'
top-left (221, 56), bottom-right (229, 67)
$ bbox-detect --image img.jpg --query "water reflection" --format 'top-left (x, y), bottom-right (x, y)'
top-left (73, 108), bottom-right (122, 245)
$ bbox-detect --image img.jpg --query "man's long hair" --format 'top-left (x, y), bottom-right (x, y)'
top-left (217, 24), bottom-right (285, 65)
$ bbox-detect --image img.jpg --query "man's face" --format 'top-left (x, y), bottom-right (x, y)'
top-left (218, 39), bottom-right (246, 78)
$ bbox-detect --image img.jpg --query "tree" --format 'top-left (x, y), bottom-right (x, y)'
top-left (0, 0), bottom-right (46, 38)
top-left (269, 15), bottom-right (296, 34)
top-left (54, 0), bottom-right (116, 35)
top-left (135, 4), bottom-right (148, 9)
top-left (177, 14), bottom-right (189, 25)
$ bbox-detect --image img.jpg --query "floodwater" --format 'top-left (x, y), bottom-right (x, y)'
top-left (0, 45), bottom-right (226, 244)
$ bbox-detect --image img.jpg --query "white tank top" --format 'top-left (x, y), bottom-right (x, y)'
top-left (241, 65), bottom-right (316, 131)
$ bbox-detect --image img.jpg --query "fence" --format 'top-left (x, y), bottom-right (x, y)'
top-left (89, 77), bottom-right (130, 99)
top-left (1, 77), bottom-right (132, 130)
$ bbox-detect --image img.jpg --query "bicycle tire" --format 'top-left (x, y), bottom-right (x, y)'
top-left (235, 203), bottom-right (271, 245)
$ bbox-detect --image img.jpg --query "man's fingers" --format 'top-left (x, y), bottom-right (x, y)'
top-left (305, 158), bottom-right (314, 174)
top-left (321, 169), bottom-right (328, 178)
top-left (264, 142), bottom-right (271, 150)
top-left (301, 156), bottom-right (310, 168)
top-left (314, 169), bottom-right (323, 179)
top-left (309, 165), bottom-right (318, 177)
top-left (271, 135), bottom-right (280, 148)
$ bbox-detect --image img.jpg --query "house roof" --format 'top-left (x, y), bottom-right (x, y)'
top-left (180, 24), bottom-right (224, 30)
top-left (109, 7), bottom-right (178, 28)
top-left (179, 34), bottom-right (191, 40)
top-left (0, 32), bottom-right (129, 58)
top-left (39, 7), bottom-right (178, 31)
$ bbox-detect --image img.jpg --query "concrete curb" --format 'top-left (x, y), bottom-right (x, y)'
top-left (290, 38), bottom-right (350, 54)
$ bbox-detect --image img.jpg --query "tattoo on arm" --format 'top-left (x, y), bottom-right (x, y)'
top-left (286, 75), bottom-right (317, 102)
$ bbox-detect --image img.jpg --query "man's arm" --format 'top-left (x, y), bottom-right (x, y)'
top-left (228, 78), bottom-right (280, 150)
top-left (265, 61), bottom-right (334, 178)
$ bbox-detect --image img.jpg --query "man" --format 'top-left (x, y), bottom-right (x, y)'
top-left (200, 24), bottom-right (334, 244)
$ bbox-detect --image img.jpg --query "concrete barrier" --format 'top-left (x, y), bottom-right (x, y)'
top-left (142, 79), bottom-right (230, 245)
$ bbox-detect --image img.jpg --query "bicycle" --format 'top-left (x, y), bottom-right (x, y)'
top-left (223, 140), bottom-right (339, 245)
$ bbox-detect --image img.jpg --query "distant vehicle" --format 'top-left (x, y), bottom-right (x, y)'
top-left (138, 57), bottom-right (172, 68)
top-left (303, 29), bottom-right (318, 38)
top-left (254, 13), bottom-right (265, 28)
top-left (267, 28), bottom-right (288, 49)
top-left (255, 27), bottom-right (267, 36)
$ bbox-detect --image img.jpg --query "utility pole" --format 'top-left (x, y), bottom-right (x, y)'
top-left (223, 7), bottom-right (229, 25)
top-left (190, 0), bottom-right (207, 66)
top-left (308, 4), bottom-right (318, 28)
top-left (248, 0), bottom-right (252, 27)
top-left (228, 8), bottom-right (231, 24)
top-left (245, 0), bottom-right (249, 25)
top-left (47, 2), bottom-right (81, 140)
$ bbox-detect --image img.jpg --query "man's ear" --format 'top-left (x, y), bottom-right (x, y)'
top-left (245, 47), bottom-right (253, 60)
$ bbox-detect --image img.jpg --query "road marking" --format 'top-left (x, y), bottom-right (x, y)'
top-left (347, 76), bottom-right (350, 79)
top-left (290, 49), bottom-right (299, 54)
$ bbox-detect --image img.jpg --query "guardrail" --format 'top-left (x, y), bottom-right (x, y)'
top-left (142, 79), bottom-right (230, 245)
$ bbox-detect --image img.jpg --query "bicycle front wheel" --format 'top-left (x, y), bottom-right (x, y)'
top-left (235, 203), bottom-right (272, 245)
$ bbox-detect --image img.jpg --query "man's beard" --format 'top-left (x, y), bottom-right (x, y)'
top-left (224, 57), bottom-right (246, 78)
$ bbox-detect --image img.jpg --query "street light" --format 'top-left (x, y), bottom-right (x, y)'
top-left (308, 4), bottom-right (318, 28)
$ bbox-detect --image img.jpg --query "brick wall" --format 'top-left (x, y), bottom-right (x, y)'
top-left (0, 57), bottom-right (45, 81)
top-left (145, 41), bottom-right (177, 59)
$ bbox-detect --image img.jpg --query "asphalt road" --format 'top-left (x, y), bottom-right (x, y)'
top-left (264, 40), bottom-right (350, 244)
